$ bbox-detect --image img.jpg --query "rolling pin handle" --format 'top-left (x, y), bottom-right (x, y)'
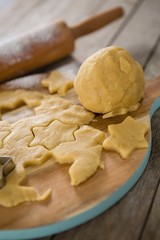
top-left (70, 6), bottom-right (124, 39)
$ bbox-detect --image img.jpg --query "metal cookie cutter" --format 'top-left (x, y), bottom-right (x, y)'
top-left (0, 156), bottom-right (15, 189)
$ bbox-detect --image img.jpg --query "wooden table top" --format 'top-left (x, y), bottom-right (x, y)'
top-left (0, 0), bottom-right (160, 240)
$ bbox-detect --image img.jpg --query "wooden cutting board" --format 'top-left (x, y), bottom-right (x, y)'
top-left (0, 73), bottom-right (159, 239)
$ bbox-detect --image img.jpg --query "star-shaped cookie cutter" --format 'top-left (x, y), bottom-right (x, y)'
top-left (0, 156), bottom-right (15, 189)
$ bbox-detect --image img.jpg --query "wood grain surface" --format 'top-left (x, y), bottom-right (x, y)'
top-left (0, 74), bottom-right (157, 232)
top-left (0, 0), bottom-right (160, 240)
top-left (0, 73), bottom-right (153, 230)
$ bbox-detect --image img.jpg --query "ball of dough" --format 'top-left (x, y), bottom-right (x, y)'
top-left (74, 46), bottom-right (144, 118)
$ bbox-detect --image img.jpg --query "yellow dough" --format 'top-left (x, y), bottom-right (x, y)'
top-left (35, 96), bottom-right (94, 126)
top-left (52, 125), bottom-right (105, 186)
top-left (41, 70), bottom-right (73, 96)
top-left (0, 121), bottom-right (52, 168)
top-left (0, 167), bottom-right (51, 207)
top-left (0, 90), bottom-right (96, 207)
top-left (0, 131), bottom-right (10, 148)
top-left (30, 120), bottom-right (78, 150)
top-left (0, 89), bottom-right (44, 112)
top-left (103, 116), bottom-right (150, 159)
top-left (0, 120), bottom-right (11, 147)
top-left (74, 46), bottom-right (144, 118)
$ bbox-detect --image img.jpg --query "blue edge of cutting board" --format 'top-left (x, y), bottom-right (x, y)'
top-left (1, 97), bottom-right (160, 240)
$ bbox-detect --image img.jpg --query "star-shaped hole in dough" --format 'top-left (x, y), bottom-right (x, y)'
top-left (0, 121), bottom-right (52, 168)
top-left (103, 116), bottom-right (150, 159)
top-left (41, 70), bottom-right (73, 96)
top-left (0, 131), bottom-right (11, 148)
top-left (0, 91), bottom-right (96, 206)
top-left (0, 120), bottom-right (11, 148)
top-left (30, 120), bottom-right (78, 150)
top-left (0, 122), bottom-right (51, 207)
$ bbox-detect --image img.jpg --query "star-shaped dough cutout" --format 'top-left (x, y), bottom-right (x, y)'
top-left (30, 120), bottom-right (78, 150)
top-left (41, 70), bottom-right (73, 96)
top-left (103, 116), bottom-right (150, 159)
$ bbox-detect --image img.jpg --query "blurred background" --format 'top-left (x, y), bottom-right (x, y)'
top-left (0, 0), bottom-right (159, 80)
top-left (0, 1), bottom-right (160, 240)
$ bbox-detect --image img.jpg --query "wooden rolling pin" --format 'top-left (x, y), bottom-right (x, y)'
top-left (0, 6), bottom-right (123, 82)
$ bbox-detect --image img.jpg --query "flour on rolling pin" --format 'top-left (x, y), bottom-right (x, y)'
top-left (0, 7), bottom-right (124, 82)
top-left (0, 21), bottom-right (74, 67)
top-left (0, 24), bottom-right (62, 65)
